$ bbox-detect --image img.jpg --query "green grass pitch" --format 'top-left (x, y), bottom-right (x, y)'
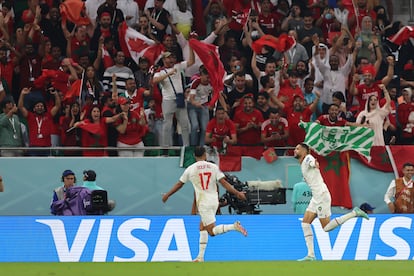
top-left (2, 261), bottom-right (413, 276)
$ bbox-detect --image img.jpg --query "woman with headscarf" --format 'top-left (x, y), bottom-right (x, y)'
top-left (355, 84), bottom-right (391, 146)
top-left (354, 16), bottom-right (382, 64)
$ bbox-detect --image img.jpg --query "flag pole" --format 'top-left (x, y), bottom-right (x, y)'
top-left (78, 69), bottom-right (84, 105)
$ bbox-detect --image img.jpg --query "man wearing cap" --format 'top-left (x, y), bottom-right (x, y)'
top-left (82, 170), bottom-right (104, 190)
top-left (153, 44), bottom-right (194, 147)
top-left (350, 55), bottom-right (395, 112)
top-left (359, 202), bottom-right (375, 214)
top-left (115, 96), bottom-right (148, 157)
top-left (385, 163), bottom-right (414, 213)
top-left (50, 170), bottom-right (76, 214)
top-left (82, 169), bottom-right (116, 211)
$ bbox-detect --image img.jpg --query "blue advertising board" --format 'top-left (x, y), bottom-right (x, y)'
top-left (1, 215), bottom-right (413, 262)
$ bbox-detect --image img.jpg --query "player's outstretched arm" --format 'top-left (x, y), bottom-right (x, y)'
top-left (219, 178), bottom-right (247, 201)
top-left (162, 181), bottom-right (185, 203)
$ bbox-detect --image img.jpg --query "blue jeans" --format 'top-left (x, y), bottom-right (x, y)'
top-left (187, 104), bottom-right (209, 146)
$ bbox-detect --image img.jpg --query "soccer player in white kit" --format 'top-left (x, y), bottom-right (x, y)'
top-left (162, 146), bottom-right (248, 262)
top-left (294, 143), bottom-right (369, 261)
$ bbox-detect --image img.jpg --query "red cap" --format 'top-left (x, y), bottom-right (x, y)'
top-left (118, 97), bottom-right (130, 105)
top-left (361, 65), bottom-right (376, 77)
top-left (101, 12), bottom-right (111, 18)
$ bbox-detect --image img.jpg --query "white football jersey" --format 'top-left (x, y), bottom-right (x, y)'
top-left (301, 154), bottom-right (329, 200)
top-left (180, 160), bottom-right (224, 204)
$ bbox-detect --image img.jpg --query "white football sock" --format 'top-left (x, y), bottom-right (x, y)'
top-left (323, 211), bottom-right (356, 232)
top-left (302, 222), bottom-right (314, 257)
top-left (212, 224), bottom-right (235, 235)
top-left (196, 230), bottom-right (208, 259)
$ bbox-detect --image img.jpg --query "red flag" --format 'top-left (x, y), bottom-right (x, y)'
top-left (315, 151), bottom-right (353, 209)
top-left (263, 147), bottom-right (278, 163)
top-left (64, 79), bottom-right (82, 101)
top-left (219, 154), bottom-right (242, 172)
top-left (188, 39), bottom-right (225, 107)
top-left (231, 8), bottom-right (250, 27)
top-left (119, 22), bottom-right (165, 65)
top-left (387, 145), bottom-right (414, 177)
top-left (102, 46), bottom-right (114, 69)
top-left (59, 0), bottom-right (90, 26)
top-left (191, 0), bottom-right (206, 37)
top-left (77, 121), bottom-right (102, 135)
top-left (349, 146), bottom-right (392, 172)
top-left (33, 69), bottom-right (70, 94)
top-left (251, 34), bottom-right (295, 54)
top-left (388, 26), bottom-right (414, 45)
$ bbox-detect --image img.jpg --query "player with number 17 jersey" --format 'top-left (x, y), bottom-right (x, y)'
top-left (180, 160), bottom-right (224, 209)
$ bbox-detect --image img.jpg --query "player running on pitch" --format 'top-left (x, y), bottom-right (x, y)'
top-left (294, 143), bottom-right (369, 261)
top-left (162, 146), bottom-right (247, 262)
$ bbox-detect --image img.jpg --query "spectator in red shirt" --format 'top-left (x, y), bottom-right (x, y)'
top-left (74, 104), bottom-right (123, 157)
top-left (0, 44), bottom-right (18, 97)
top-left (315, 104), bottom-right (349, 126)
top-left (278, 70), bottom-right (303, 109)
top-left (258, 0), bottom-right (281, 36)
top-left (350, 55), bottom-right (394, 112)
top-left (18, 87), bottom-right (61, 156)
top-left (115, 97), bottom-right (148, 157)
top-left (60, 101), bottom-right (82, 156)
top-left (17, 43), bottom-right (43, 92)
top-left (123, 77), bottom-right (150, 112)
top-left (271, 92), bottom-right (320, 155)
top-left (261, 108), bottom-right (289, 156)
top-left (205, 107), bottom-right (237, 154)
top-left (233, 94), bottom-right (264, 145)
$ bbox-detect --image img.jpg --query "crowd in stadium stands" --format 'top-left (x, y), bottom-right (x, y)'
top-left (0, 0), bottom-right (413, 157)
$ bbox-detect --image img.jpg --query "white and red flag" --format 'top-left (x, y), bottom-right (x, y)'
top-left (119, 22), bottom-right (165, 65)
top-left (388, 26), bottom-right (414, 45)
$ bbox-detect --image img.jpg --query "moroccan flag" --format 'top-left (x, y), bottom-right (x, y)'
top-left (388, 26), bottom-right (414, 45)
top-left (188, 39), bottom-right (225, 107)
top-left (60, 0), bottom-right (90, 26)
top-left (251, 34), bottom-right (295, 54)
top-left (349, 146), bottom-right (392, 172)
top-left (263, 147), bottom-right (278, 163)
top-left (387, 145), bottom-right (414, 177)
top-left (299, 122), bottom-right (374, 160)
top-left (64, 79), bottom-right (82, 101)
top-left (315, 151), bottom-right (352, 209)
top-left (119, 22), bottom-right (165, 65)
top-left (77, 121), bottom-right (102, 135)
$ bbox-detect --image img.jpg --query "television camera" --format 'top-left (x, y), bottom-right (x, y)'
top-left (219, 173), bottom-right (286, 214)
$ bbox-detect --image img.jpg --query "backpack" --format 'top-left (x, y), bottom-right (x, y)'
top-left (51, 187), bottom-right (108, 216)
